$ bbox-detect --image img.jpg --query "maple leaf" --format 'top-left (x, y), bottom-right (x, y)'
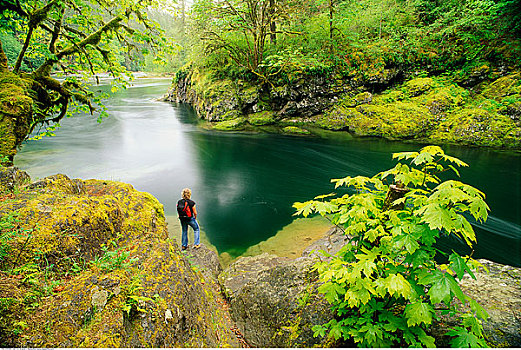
top-left (405, 301), bottom-right (433, 327)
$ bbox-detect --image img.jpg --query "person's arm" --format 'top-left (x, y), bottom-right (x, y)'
top-left (193, 205), bottom-right (197, 219)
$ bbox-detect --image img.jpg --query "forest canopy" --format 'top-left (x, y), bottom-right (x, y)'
top-left (185, 0), bottom-right (521, 83)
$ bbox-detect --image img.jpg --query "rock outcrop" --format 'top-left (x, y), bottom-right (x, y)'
top-left (219, 227), bottom-right (521, 348)
top-left (165, 67), bottom-right (521, 148)
top-left (219, 253), bottom-right (338, 347)
top-left (0, 168), bottom-right (240, 347)
top-left (460, 260), bottom-right (521, 347)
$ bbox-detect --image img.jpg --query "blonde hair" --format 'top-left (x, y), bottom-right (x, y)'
top-left (182, 188), bottom-right (192, 199)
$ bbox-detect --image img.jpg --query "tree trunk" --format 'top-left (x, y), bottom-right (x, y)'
top-left (383, 182), bottom-right (409, 211)
top-left (269, 0), bottom-right (276, 44)
top-left (0, 41), bottom-right (8, 72)
top-left (329, 0), bottom-right (334, 40)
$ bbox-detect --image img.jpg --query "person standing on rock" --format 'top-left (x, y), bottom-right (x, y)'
top-left (177, 188), bottom-right (201, 250)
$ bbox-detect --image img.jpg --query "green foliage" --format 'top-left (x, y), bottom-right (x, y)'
top-left (186, 0), bottom-right (520, 83)
top-left (294, 145), bottom-right (489, 347)
top-left (121, 275), bottom-right (154, 317)
top-left (0, 212), bottom-right (33, 272)
top-left (0, 0), bottom-right (168, 147)
top-left (91, 243), bottom-right (138, 272)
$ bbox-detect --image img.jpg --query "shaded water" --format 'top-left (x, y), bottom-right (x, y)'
top-left (14, 78), bottom-right (521, 266)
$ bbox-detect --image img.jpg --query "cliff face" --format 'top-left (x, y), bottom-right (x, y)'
top-left (0, 168), bottom-right (240, 347)
top-left (165, 67), bottom-right (521, 148)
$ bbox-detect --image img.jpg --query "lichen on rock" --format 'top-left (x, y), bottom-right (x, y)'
top-left (219, 253), bottom-right (338, 347)
top-left (0, 172), bottom-right (240, 348)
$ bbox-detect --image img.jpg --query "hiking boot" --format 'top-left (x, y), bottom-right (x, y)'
top-left (182, 246), bottom-right (188, 250)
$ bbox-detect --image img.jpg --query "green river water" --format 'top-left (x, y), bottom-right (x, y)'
top-left (14, 78), bottom-right (521, 266)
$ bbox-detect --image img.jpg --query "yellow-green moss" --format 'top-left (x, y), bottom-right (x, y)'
top-left (429, 107), bottom-right (520, 147)
top-left (247, 111), bottom-right (276, 126)
top-left (353, 101), bottom-right (433, 139)
top-left (404, 77), bottom-right (434, 96)
top-left (282, 126), bottom-right (310, 135)
top-left (481, 73), bottom-right (521, 99)
top-left (213, 117), bottom-right (246, 131)
top-left (0, 71), bottom-right (33, 163)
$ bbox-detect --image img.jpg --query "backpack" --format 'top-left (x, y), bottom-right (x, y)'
top-left (177, 199), bottom-right (192, 218)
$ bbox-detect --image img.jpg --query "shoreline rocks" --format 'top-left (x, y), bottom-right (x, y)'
top-left (164, 68), bottom-right (521, 149)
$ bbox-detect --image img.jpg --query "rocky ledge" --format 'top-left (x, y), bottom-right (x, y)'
top-left (216, 227), bottom-right (521, 347)
top-left (1, 167), bottom-right (519, 347)
top-left (0, 167), bottom-right (240, 347)
top-left (165, 67), bottom-right (521, 148)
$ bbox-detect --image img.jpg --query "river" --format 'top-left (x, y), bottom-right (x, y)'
top-left (14, 78), bottom-right (521, 266)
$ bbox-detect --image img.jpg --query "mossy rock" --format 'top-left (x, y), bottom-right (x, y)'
top-left (353, 101), bottom-right (433, 138)
top-left (314, 106), bottom-right (363, 131)
top-left (340, 91), bottom-right (373, 108)
top-left (404, 77), bottom-right (434, 97)
top-left (0, 272), bottom-right (27, 346)
top-left (354, 92), bottom-right (373, 105)
top-left (418, 84), bottom-right (467, 115)
top-left (0, 174), bottom-right (166, 273)
top-left (429, 107), bottom-right (521, 147)
top-left (213, 117), bottom-right (246, 131)
top-left (282, 126), bottom-right (310, 135)
top-left (481, 73), bottom-right (521, 100)
top-left (248, 111), bottom-right (276, 126)
top-left (377, 90), bottom-right (405, 103)
top-left (0, 175), bottom-right (240, 347)
top-left (0, 166), bottom-right (30, 193)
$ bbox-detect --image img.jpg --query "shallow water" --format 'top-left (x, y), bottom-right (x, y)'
top-left (14, 78), bottom-right (521, 265)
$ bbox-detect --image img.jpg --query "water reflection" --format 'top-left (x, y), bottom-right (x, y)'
top-left (14, 78), bottom-right (521, 265)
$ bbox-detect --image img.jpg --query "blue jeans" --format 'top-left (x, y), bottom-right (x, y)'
top-left (181, 217), bottom-right (200, 247)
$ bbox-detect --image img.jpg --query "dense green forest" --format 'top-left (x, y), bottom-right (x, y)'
top-left (1, 0), bottom-right (521, 156)
top-left (1, 0), bottom-right (521, 347)
top-left (184, 0), bottom-right (521, 84)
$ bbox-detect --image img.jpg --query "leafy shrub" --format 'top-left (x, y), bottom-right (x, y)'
top-left (294, 145), bottom-right (489, 347)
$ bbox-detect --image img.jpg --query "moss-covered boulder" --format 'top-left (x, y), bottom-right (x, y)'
top-left (213, 117), bottom-right (247, 131)
top-left (430, 108), bottom-right (520, 147)
top-left (353, 101), bottom-right (434, 139)
top-left (0, 166), bottom-right (30, 193)
top-left (247, 110), bottom-right (276, 126)
top-left (0, 71), bottom-right (33, 165)
top-left (282, 126), bottom-right (311, 135)
top-left (403, 77), bottom-right (434, 97)
top-left (0, 173), bottom-right (240, 347)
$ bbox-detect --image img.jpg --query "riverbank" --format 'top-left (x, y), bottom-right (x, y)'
top-left (1, 167), bottom-right (520, 347)
top-left (164, 67), bottom-right (521, 150)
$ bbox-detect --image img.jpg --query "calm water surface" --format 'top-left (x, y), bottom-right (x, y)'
top-left (14, 78), bottom-right (521, 265)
